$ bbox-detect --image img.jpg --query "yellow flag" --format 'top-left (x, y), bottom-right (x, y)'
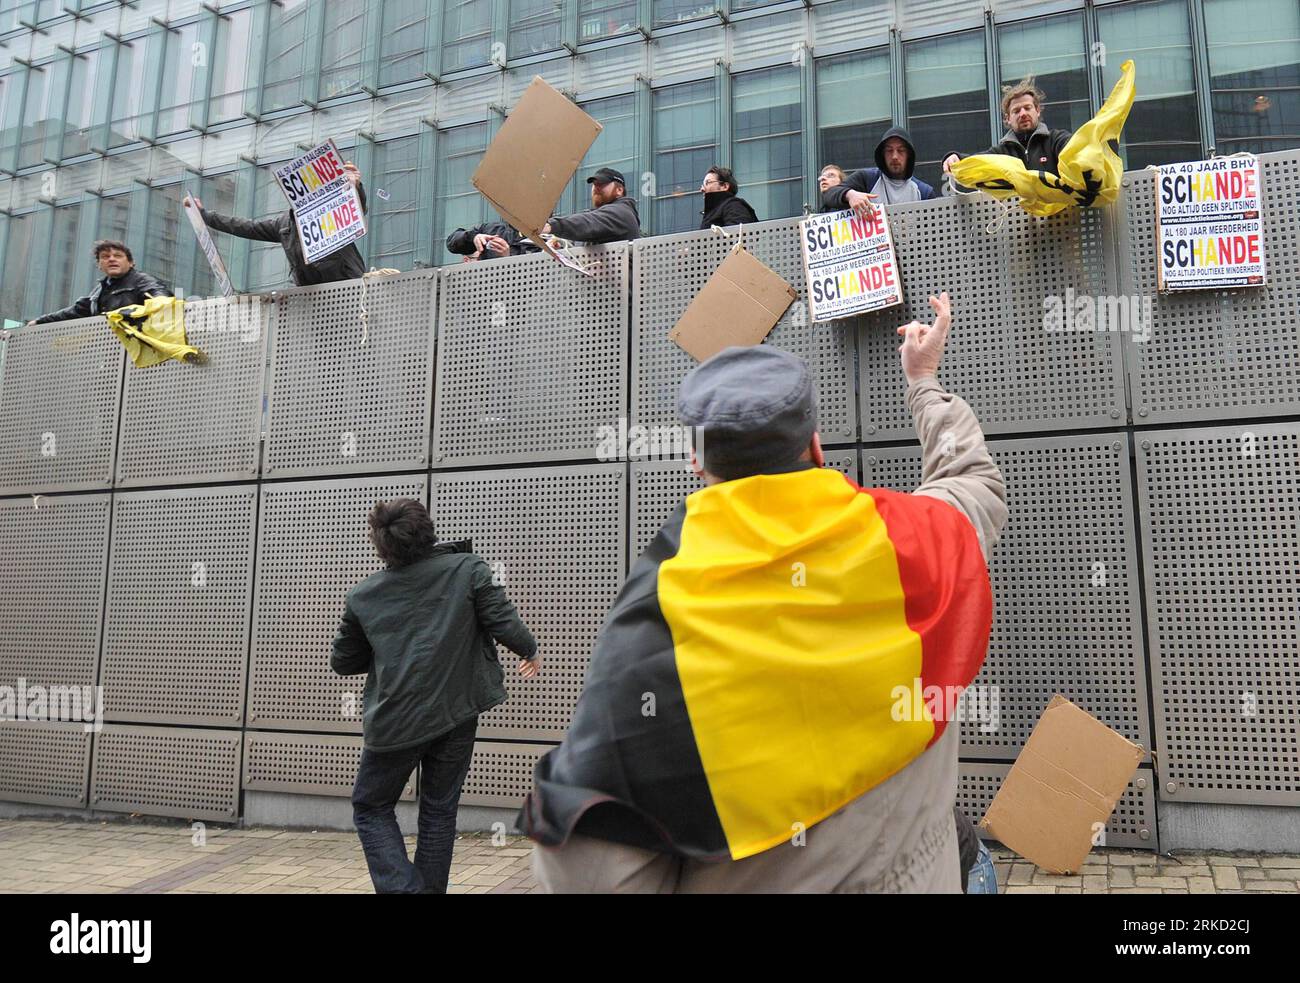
top-left (950, 60), bottom-right (1136, 217)
top-left (104, 296), bottom-right (199, 368)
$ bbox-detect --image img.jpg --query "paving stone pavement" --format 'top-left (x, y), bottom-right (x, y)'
top-left (0, 817), bottom-right (1296, 894)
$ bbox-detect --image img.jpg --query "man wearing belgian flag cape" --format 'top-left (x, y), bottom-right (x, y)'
top-left (520, 293), bottom-right (1008, 891)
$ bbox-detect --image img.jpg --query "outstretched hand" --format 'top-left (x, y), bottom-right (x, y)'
top-left (896, 292), bottom-right (952, 384)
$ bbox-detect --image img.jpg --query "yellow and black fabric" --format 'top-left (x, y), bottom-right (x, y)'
top-left (521, 464), bottom-right (993, 861)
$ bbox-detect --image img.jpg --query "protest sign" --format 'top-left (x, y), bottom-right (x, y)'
top-left (669, 245), bottom-right (797, 362)
top-left (273, 140), bottom-right (366, 264)
top-left (182, 196), bottom-right (234, 297)
top-left (1156, 155), bottom-right (1266, 291)
top-left (800, 207), bottom-right (902, 322)
top-left (472, 77), bottom-right (602, 276)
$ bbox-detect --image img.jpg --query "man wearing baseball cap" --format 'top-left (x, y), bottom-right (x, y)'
top-left (522, 293), bottom-right (1009, 892)
top-left (541, 167), bottom-right (642, 245)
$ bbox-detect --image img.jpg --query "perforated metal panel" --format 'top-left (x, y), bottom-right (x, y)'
top-left (90, 724), bottom-right (241, 822)
top-left (262, 270), bottom-right (436, 478)
top-left (249, 474), bottom-right (428, 732)
top-left (1119, 150), bottom-right (1300, 424)
top-left (0, 494), bottom-right (110, 697)
top-left (958, 762), bottom-right (1156, 850)
top-left (459, 741), bottom-right (552, 809)
top-left (864, 433), bottom-right (1148, 759)
top-left (434, 245), bottom-right (629, 467)
top-left (243, 731), bottom-right (415, 801)
top-left (858, 196), bottom-right (1124, 441)
top-left (0, 318), bottom-right (123, 494)
top-left (631, 218), bottom-right (857, 444)
top-left (100, 486), bottom-right (256, 726)
top-left (115, 297), bottom-right (268, 486)
top-left (628, 452), bottom-right (859, 564)
top-left (431, 464), bottom-right (625, 739)
top-left (1136, 424), bottom-right (1300, 805)
top-left (0, 721), bottom-right (91, 808)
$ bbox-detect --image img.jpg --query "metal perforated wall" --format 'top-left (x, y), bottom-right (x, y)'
top-left (244, 731), bottom-right (415, 801)
top-left (0, 722), bottom-right (91, 808)
top-left (0, 494), bottom-right (110, 695)
top-left (100, 486), bottom-right (257, 726)
top-left (958, 762), bottom-right (1156, 849)
top-left (460, 741), bottom-right (552, 810)
top-left (629, 451), bottom-right (859, 563)
top-left (1136, 423), bottom-right (1300, 805)
top-left (434, 245), bottom-right (629, 467)
top-left (631, 218), bottom-right (857, 444)
top-left (115, 297), bottom-right (269, 487)
top-left (1119, 149), bottom-right (1300, 425)
top-left (248, 474), bottom-right (427, 732)
top-left (857, 196), bottom-right (1123, 441)
top-left (431, 464), bottom-right (625, 740)
top-left (864, 434), bottom-right (1148, 760)
top-left (0, 318), bottom-right (122, 494)
top-left (262, 270), bottom-right (436, 478)
top-left (90, 724), bottom-right (241, 822)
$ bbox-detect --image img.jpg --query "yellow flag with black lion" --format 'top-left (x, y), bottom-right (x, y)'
top-left (950, 60), bottom-right (1137, 217)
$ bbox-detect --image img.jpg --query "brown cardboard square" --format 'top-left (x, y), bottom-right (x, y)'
top-left (471, 76), bottom-right (602, 238)
top-left (979, 694), bottom-right (1143, 874)
top-left (669, 247), bottom-right (798, 362)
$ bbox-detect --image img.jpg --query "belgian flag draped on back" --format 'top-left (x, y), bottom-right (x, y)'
top-left (521, 463), bottom-right (992, 861)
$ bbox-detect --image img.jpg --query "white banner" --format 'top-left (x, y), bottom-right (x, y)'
top-left (800, 207), bottom-right (902, 322)
top-left (1156, 156), bottom-right (1266, 291)
top-left (273, 139), bottom-right (367, 265)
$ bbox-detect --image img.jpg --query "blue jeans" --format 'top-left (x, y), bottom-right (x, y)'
top-left (352, 716), bottom-right (479, 894)
top-left (966, 840), bottom-right (998, 894)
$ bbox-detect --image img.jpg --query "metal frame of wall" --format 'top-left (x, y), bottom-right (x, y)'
top-left (2, 151), bottom-right (1300, 852)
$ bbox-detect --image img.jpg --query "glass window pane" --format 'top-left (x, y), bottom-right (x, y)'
top-left (372, 135), bottom-right (420, 271)
top-left (45, 202), bottom-right (82, 315)
top-left (906, 30), bottom-right (989, 188)
top-left (109, 40), bottom-right (150, 148)
top-left (321, 1), bottom-right (369, 100)
top-left (578, 0), bottom-right (637, 43)
top-left (569, 93), bottom-right (637, 214)
top-left (998, 11), bottom-right (1090, 134)
top-left (652, 79), bottom-right (716, 235)
top-left (157, 22), bottom-right (202, 137)
top-left (98, 194), bottom-right (132, 246)
top-left (1204, 0), bottom-right (1300, 155)
top-left (210, 8), bottom-right (253, 124)
top-left (62, 49), bottom-right (99, 159)
top-left (442, 0), bottom-right (493, 74)
top-left (1097, 0), bottom-right (1200, 168)
top-left (380, 0), bottom-right (432, 87)
top-left (263, 0), bottom-right (311, 112)
top-left (436, 123), bottom-right (488, 264)
top-left (0, 212), bottom-right (32, 321)
top-left (18, 64), bottom-right (51, 168)
top-left (816, 48), bottom-right (890, 173)
top-left (733, 66), bottom-right (802, 223)
top-left (509, 0), bottom-right (563, 59)
top-left (143, 184), bottom-right (185, 293)
top-left (653, 0), bottom-right (713, 28)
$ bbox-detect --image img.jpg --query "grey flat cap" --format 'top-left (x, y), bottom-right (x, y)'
top-left (677, 345), bottom-right (817, 480)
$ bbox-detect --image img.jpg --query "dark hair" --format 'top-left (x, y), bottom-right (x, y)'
top-left (368, 499), bottom-right (437, 569)
top-left (93, 239), bottom-right (133, 263)
top-left (708, 165), bottom-right (737, 193)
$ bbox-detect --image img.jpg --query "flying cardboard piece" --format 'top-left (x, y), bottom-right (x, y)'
top-left (980, 694), bottom-right (1144, 874)
top-left (669, 245), bottom-right (799, 362)
top-left (472, 76), bottom-right (602, 274)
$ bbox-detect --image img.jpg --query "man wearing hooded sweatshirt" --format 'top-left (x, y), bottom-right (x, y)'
top-left (821, 127), bottom-right (942, 215)
top-left (542, 167), bottom-right (642, 245)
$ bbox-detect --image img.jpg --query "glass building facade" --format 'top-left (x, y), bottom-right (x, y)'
top-left (0, 0), bottom-right (1296, 322)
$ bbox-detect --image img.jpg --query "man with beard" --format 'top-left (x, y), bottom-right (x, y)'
top-left (942, 78), bottom-right (1073, 181)
top-left (542, 167), bottom-right (641, 245)
top-left (821, 127), bottom-right (942, 218)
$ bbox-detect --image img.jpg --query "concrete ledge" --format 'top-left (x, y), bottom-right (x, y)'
top-left (1160, 801), bottom-right (1300, 853)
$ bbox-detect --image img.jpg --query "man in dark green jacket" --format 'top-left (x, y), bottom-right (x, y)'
top-left (332, 498), bottom-right (539, 893)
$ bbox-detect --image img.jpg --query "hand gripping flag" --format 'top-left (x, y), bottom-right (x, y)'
top-left (950, 59), bottom-right (1136, 217)
top-left (520, 466), bottom-right (993, 861)
top-left (104, 296), bottom-right (198, 368)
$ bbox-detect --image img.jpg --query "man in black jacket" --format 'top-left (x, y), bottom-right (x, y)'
top-left (332, 498), bottom-right (539, 894)
top-left (942, 78), bottom-right (1072, 181)
top-left (445, 222), bottom-right (540, 261)
top-left (821, 127), bottom-right (942, 217)
top-left (193, 161), bottom-right (370, 286)
top-left (30, 240), bottom-right (169, 324)
top-left (698, 166), bottom-right (759, 229)
top-left (542, 167), bottom-right (641, 245)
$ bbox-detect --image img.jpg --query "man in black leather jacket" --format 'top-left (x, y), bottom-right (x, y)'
top-left (31, 240), bottom-right (169, 324)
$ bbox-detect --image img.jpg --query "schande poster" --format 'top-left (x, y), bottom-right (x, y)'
top-left (800, 207), bottom-right (902, 322)
top-left (273, 140), bottom-right (366, 264)
top-left (1157, 156), bottom-right (1266, 291)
